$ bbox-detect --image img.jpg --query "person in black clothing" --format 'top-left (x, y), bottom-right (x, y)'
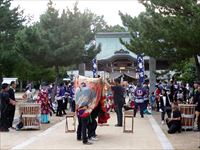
top-left (169, 80), bottom-right (175, 102)
top-left (155, 85), bottom-right (161, 112)
top-left (0, 84), bottom-right (16, 132)
top-left (160, 89), bottom-right (172, 124)
top-left (105, 78), bottom-right (125, 127)
top-left (194, 84), bottom-right (200, 130)
top-left (88, 103), bottom-right (101, 140)
top-left (63, 83), bottom-right (69, 111)
top-left (7, 81), bottom-right (17, 128)
top-left (56, 83), bottom-right (66, 117)
top-left (181, 83), bottom-right (187, 102)
top-left (77, 115), bottom-right (90, 144)
top-left (76, 83), bottom-right (92, 145)
top-left (166, 102), bottom-right (182, 134)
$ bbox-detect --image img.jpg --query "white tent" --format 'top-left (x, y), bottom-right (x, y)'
top-left (63, 78), bottom-right (71, 81)
top-left (2, 78), bottom-right (18, 84)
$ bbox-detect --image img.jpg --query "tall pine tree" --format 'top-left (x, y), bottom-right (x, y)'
top-left (0, 0), bottom-right (25, 83)
top-left (120, 0), bottom-right (200, 80)
top-left (15, 1), bottom-right (105, 99)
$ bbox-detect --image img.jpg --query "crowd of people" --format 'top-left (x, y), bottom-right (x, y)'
top-left (0, 81), bottom-right (76, 131)
top-left (125, 79), bottom-right (200, 133)
top-left (0, 77), bottom-right (200, 146)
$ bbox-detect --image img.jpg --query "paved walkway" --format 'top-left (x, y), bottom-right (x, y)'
top-left (153, 111), bottom-right (200, 150)
top-left (1, 94), bottom-right (173, 150)
top-left (1, 113), bottom-right (174, 150)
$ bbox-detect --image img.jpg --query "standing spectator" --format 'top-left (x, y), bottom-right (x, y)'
top-left (166, 102), bottom-right (182, 134)
top-left (36, 90), bottom-right (50, 123)
top-left (169, 80), bottom-right (175, 102)
top-left (150, 92), bottom-right (156, 110)
top-left (155, 85), bottom-right (161, 112)
top-left (26, 81), bottom-right (33, 91)
top-left (23, 86), bottom-right (33, 102)
top-left (55, 83), bottom-right (66, 117)
top-left (105, 78), bottom-right (125, 127)
top-left (143, 82), bottom-right (149, 111)
top-left (176, 89), bottom-right (184, 103)
top-left (191, 81), bottom-right (199, 103)
top-left (181, 83), bottom-right (187, 102)
top-left (160, 89), bottom-right (172, 124)
top-left (134, 83), bottom-right (145, 118)
top-left (68, 83), bottom-right (75, 112)
top-left (173, 81), bottom-right (179, 102)
top-left (0, 83), bottom-right (16, 132)
top-left (47, 83), bottom-right (55, 114)
top-left (63, 82), bottom-right (69, 111)
top-left (193, 83), bottom-right (200, 130)
top-left (7, 81), bottom-right (17, 129)
top-left (60, 83), bottom-right (67, 115)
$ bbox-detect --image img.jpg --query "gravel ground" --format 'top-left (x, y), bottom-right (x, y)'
top-left (152, 111), bottom-right (200, 150)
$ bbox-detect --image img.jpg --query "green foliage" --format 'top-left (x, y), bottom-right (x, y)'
top-left (16, 2), bottom-right (103, 69)
top-left (104, 24), bottom-right (126, 32)
top-left (172, 58), bottom-right (196, 83)
top-left (13, 59), bottom-right (55, 82)
top-left (14, 0), bottom-right (111, 90)
top-left (0, 0), bottom-right (25, 78)
top-left (120, 0), bottom-right (200, 80)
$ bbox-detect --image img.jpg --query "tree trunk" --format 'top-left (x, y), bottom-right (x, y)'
top-left (79, 63), bottom-right (85, 76)
top-left (149, 57), bottom-right (156, 93)
top-left (0, 66), bottom-right (3, 86)
top-left (194, 55), bottom-right (200, 81)
top-left (0, 74), bottom-right (2, 86)
top-left (19, 80), bottom-right (23, 92)
top-left (51, 65), bottom-right (59, 102)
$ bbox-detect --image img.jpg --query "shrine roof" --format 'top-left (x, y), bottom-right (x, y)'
top-left (95, 32), bottom-right (149, 61)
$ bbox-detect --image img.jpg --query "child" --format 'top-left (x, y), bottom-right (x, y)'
top-left (144, 103), bottom-right (152, 114)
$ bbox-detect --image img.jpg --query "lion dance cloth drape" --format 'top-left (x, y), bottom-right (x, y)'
top-left (74, 76), bottom-right (110, 123)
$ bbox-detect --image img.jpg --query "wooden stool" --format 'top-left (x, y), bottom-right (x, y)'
top-left (65, 112), bottom-right (76, 133)
top-left (123, 109), bottom-right (134, 133)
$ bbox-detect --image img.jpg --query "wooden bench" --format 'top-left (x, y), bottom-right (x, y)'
top-left (65, 112), bottom-right (76, 133)
top-left (123, 109), bottom-right (134, 133)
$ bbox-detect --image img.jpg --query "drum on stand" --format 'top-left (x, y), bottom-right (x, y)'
top-left (179, 104), bottom-right (196, 130)
top-left (19, 103), bottom-right (41, 129)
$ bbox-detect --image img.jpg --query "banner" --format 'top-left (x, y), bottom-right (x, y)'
top-left (92, 58), bottom-right (97, 78)
top-left (74, 75), bottom-right (102, 118)
top-left (137, 54), bottom-right (145, 83)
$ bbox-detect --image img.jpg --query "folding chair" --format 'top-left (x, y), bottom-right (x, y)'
top-left (123, 109), bottom-right (134, 133)
top-left (65, 112), bottom-right (76, 133)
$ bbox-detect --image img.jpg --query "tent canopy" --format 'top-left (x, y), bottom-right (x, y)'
top-left (2, 78), bottom-right (18, 84)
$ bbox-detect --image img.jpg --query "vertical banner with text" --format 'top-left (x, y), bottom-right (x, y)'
top-left (92, 58), bottom-right (97, 78)
top-left (137, 54), bottom-right (145, 83)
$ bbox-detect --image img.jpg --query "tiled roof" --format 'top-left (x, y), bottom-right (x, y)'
top-left (95, 32), bottom-right (149, 60)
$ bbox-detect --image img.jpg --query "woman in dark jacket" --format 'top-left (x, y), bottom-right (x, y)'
top-left (0, 84), bottom-right (16, 132)
top-left (194, 85), bottom-right (200, 130)
top-left (160, 89), bottom-right (172, 124)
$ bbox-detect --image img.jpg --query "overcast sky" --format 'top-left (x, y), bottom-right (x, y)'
top-left (11, 0), bottom-right (145, 26)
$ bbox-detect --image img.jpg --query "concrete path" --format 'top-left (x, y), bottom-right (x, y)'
top-left (4, 113), bottom-right (174, 150)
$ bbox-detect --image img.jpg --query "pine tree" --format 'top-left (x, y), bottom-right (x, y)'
top-left (120, 0), bottom-right (200, 80)
top-left (0, 0), bottom-right (25, 83)
top-left (15, 1), bottom-right (106, 99)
